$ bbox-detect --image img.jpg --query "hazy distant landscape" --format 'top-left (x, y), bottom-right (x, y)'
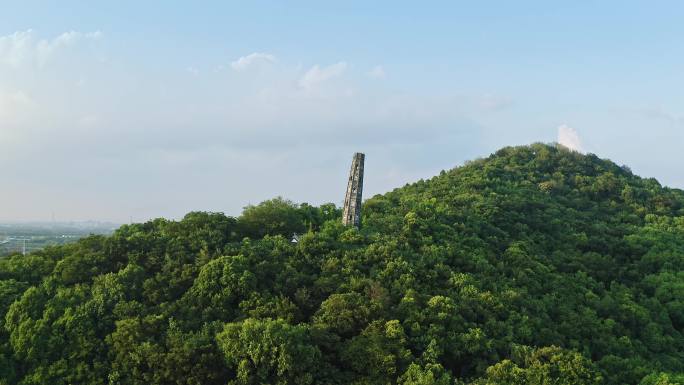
top-left (0, 222), bottom-right (118, 256)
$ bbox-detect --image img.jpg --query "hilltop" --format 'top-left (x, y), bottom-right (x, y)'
top-left (1, 143), bottom-right (683, 385)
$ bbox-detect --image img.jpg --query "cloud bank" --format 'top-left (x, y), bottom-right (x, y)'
top-left (0, 29), bottom-right (101, 68)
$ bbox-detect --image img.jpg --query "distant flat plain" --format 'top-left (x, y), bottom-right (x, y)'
top-left (0, 222), bottom-right (118, 256)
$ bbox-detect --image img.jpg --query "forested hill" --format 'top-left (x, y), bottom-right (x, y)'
top-left (2, 143), bottom-right (684, 385)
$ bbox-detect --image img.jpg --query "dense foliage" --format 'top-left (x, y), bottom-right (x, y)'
top-left (1, 144), bottom-right (683, 384)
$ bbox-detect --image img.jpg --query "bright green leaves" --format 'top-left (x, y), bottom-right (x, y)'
top-left (471, 346), bottom-right (602, 385)
top-left (107, 317), bottom-right (227, 385)
top-left (339, 320), bottom-right (412, 384)
top-left (314, 292), bottom-right (374, 337)
top-left (638, 372), bottom-right (684, 385)
top-left (181, 255), bottom-right (256, 323)
top-left (238, 197), bottom-right (308, 238)
top-left (216, 318), bottom-right (320, 385)
top-left (398, 363), bottom-right (453, 385)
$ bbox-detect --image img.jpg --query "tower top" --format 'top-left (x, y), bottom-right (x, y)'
top-left (342, 153), bottom-right (365, 227)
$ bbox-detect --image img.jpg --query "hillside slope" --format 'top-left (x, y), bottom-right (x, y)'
top-left (1, 143), bottom-right (683, 385)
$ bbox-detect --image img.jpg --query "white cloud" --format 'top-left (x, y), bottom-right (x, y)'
top-left (186, 66), bottom-right (199, 76)
top-left (557, 124), bottom-right (583, 152)
top-left (37, 30), bottom-right (102, 65)
top-left (0, 30), bottom-right (33, 68)
top-left (368, 65), bottom-right (385, 79)
top-left (85, 31), bottom-right (102, 40)
top-left (0, 29), bottom-right (101, 68)
top-left (298, 62), bottom-right (347, 89)
top-left (230, 52), bottom-right (276, 71)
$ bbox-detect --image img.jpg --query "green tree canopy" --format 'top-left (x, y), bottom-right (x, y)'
top-left (1, 144), bottom-right (684, 384)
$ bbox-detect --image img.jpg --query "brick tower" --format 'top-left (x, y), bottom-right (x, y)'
top-left (342, 152), bottom-right (365, 227)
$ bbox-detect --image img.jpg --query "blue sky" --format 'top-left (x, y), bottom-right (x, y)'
top-left (1, 1), bottom-right (683, 222)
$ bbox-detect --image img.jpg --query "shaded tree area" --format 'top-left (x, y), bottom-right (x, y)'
top-left (1, 144), bottom-right (683, 384)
